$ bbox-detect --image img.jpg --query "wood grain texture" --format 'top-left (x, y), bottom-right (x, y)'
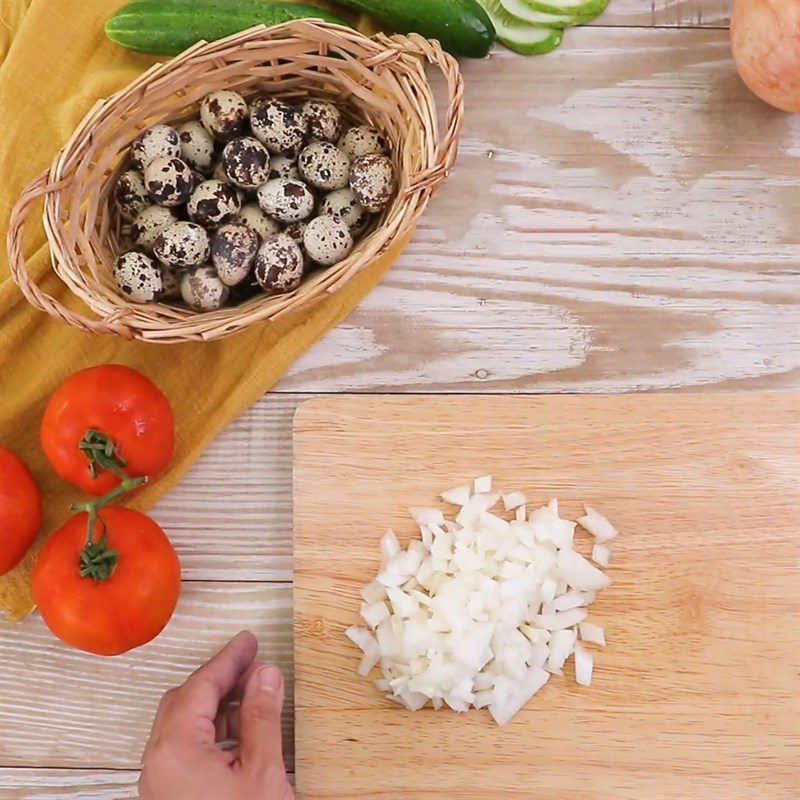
top-left (0, 583), bottom-right (295, 771)
top-left (294, 394), bottom-right (800, 800)
top-left (598, 1), bottom-right (732, 27)
top-left (0, 770), bottom-right (139, 799)
top-left (277, 30), bottom-right (799, 394)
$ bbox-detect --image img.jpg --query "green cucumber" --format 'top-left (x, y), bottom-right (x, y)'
top-left (477, 0), bottom-right (563, 54)
top-left (498, 0), bottom-right (577, 26)
top-left (515, 0), bottom-right (609, 21)
top-left (105, 0), bottom-right (349, 56)
top-left (333, 0), bottom-right (496, 58)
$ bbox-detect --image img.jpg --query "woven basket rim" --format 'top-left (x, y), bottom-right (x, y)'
top-left (6, 20), bottom-right (464, 343)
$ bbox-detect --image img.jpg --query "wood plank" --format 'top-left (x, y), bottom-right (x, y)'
top-left (275, 30), bottom-right (799, 395)
top-left (0, 583), bottom-right (295, 772)
top-left (0, 770), bottom-right (139, 799)
top-left (0, 769), bottom-right (296, 798)
top-left (597, 1), bottom-right (731, 28)
top-left (294, 394), bottom-right (800, 799)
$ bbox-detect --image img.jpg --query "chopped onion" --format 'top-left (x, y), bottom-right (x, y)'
top-left (578, 621), bottom-right (606, 646)
top-left (474, 475), bottom-right (492, 493)
top-left (346, 480), bottom-right (616, 725)
top-left (574, 642), bottom-right (593, 687)
top-left (592, 543), bottom-right (611, 568)
top-left (577, 505), bottom-right (617, 544)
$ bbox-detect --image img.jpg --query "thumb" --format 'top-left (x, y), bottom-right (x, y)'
top-left (239, 664), bottom-right (287, 777)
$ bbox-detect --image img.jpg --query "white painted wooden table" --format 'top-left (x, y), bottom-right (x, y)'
top-left (2, 2), bottom-right (799, 796)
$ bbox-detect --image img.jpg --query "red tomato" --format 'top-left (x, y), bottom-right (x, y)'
top-left (0, 447), bottom-right (42, 575)
top-left (40, 365), bottom-right (174, 496)
top-left (32, 507), bottom-right (180, 655)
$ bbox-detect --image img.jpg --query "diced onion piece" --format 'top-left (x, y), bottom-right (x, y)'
top-left (360, 580), bottom-right (387, 604)
top-left (557, 548), bottom-right (610, 592)
top-left (441, 485), bottom-right (472, 506)
top-left (547, 628), bottom-right (576, 672)
top-left (360, 601), bottom-right (389, 628)
top-left (578, 505), bottom-right (618, 544)
top-left (578, 621), bottom-right (606, 646)
top-left (552, 590), bottom-right (588, 611)
top-left (535, 607), bottom-right (588, 630)
top-left (380, 530), bottom-right (401, 560)
top-left (410, 507), bottom-right (445, 527)
top-left (345, 626), bottom-right (374, 652)
top-left (502, 491), bottom-right (527, 511)
top-left (574, 642), bottom-right (593, 687)
top-left (592, 543), bottom-right (611, 568)
top-left (474, 475), bottom-right (492, 493)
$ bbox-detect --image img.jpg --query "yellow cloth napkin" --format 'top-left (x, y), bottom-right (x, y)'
top-left (0, 0), bottom-right (409, 619)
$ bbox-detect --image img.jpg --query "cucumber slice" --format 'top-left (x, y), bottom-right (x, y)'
top-left (499, 0), bottom-right (576, 26)
top-left (477, 0), bottom-right (563, 54)
top-left (518, 0), bottom-right (609, 21)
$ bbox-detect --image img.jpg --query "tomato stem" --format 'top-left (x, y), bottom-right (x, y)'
top-left (71, 474), bottom-right (147, 582)
top-left (79, 429), bottom-right (129, 481)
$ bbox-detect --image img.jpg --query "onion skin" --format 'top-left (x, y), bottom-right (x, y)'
top-left (730, 0), bottom-right (800, 113)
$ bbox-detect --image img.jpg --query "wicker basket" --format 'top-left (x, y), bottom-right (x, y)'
top-left (7, 20), bottom-right (463, 343)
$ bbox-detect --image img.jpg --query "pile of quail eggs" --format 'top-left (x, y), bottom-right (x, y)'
top-left (113, 90), bottom-right (395, 311)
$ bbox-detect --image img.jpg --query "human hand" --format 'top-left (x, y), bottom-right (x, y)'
top-left (138, 630), bottom-right (294, 800)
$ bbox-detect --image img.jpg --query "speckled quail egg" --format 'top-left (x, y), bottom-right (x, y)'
top-left (131, 205), bottom-right (179, 251)
top-left (250, 99), bottom-right (308, 154)
top-left (144, 156), bottom-right (194, 207)
top-left (254, 233), bottom-right (304, 295)
top-left (158, 267), bottom-right (181, 300)
top-left (319, 187), bottom-right (371, 236)
top-left (221, 137), bottom-right (271, 190)
top-left (200, 90), bottom-right (250, 142)
top-left (298, 141), bottom-right (350, 191)
top-left (211, 223), bottom-right (259, 286)
top-left (303, 215), bottom-right (353, 266)
top-left (257, 178), bottom-right (314, 223)
top-left (131, 124), bottom-right (181, 170)
top-left (337, 125), bottom-right (388, 162)
top-left (267, 152), bottom-right (300, 181)
top-left (301, 100), bottom-right (343, 143)
top-left (176, 120), bottom-right (216, 173)
top-left (233, 203), bottom-right (281, 241)
top-left (113, 251), bottom-right (163, 302)
top-left (180, 265), bottom-right (230, 311)
top-left (187, 180), bottom-right (242, 228)
top-left (154, 221), bottom-right (211, 269)
top-left (349, 154), bottom-right (395, 213)
top-left (114, 170), bottom-right (150, 221)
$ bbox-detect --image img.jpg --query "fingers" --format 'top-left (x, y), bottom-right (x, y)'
top-left (162, 631), bottom-right (259, 743)
top-left (238, 663), bottom-right (287, 777)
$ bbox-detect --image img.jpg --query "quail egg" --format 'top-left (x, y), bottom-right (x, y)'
top-left (298, 141), bottom-right (350, 191)
top-left (159, 267), bottom-right (182, 300)
top-left (131, 205), bottom-right (179, 251)
top-left (154, 221), bottom-right (211, 269)
top-left (349, 154), bottom-right (395, 213)
top-left (221, 136), bottom-right (271, 190)
top-left (257, 178), bottom-right (314, 223)
top-left (250, 99), bottom-right (308, 154)
top-left (267, 152), bottom-right (300, 181)
top-left (144, 156), bottom-right (194, 207)
top-left (200, 90), bottom-right (250, 142)
top-left (301, 100), bottom-right (343, 143)
top-left (254, 232), bottom-right (304, 295)
top-left (337, 125), bottom-right (388, 162)
top-left (180, 265), bottom-right (230, 311)
top-left (211, 223), bottom-right (260, 286)
top-left (113, 251), bottom-right (163, 302)
top-left (319, 187), bottom-right (371, 235)
top-left (176, 120), bottom-right (216, 173)
top-left (114, 170), bottom-right (150, 221)
top-left (303, 215), bottom-right (353, 266)
top-left (282, 220), bottom-right (308, 249)
top-left (131, 124), bottom-right (181, 170)
top-left (187, 180), bottom-right (242, 228)
top-left (233, 203), bottom-right (281, 241)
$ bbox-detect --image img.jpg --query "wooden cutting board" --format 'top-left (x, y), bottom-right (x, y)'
top-left (293, 394), bottom-right (799, 800)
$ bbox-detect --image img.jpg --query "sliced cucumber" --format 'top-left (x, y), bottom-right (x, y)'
top-left (518, 0), bottom-right (609, 21)
top-left (499, 0), bottom-right (576, 26)
top-left (477, 0), bottom-right (563, 54)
